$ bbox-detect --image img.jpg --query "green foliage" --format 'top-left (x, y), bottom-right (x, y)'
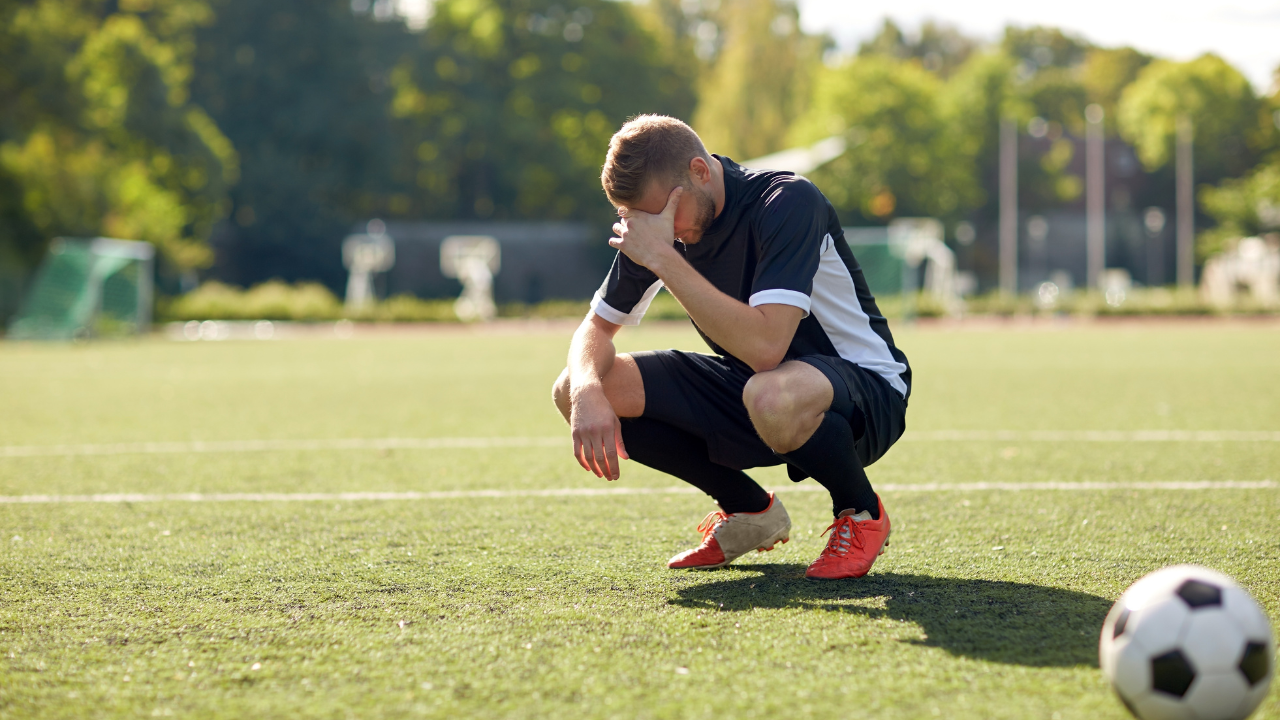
top-left (162, 280), bottom-right (343, 321)
top-left (351, 295), bottom-right (461, 322)
top-left (388, 0), bottom-right (695, 224)
top-left (939, 52), bottom-right (1025, 217)
top-left (188, 0), bottom-right (420, 287)
top-left (0, 0), bottom-right (237, 272)
top-left (1022, 67), bottom-right (1089, 137)
top-left (858, 19), bottom-right (978, 78)
top-left (692, 0), bottom-right (826, 160)
top-left (1081, 47), bottom-right (1152, 132)
top-left (959, 287), bottom-right (1229, 317)
top-left (791, 56), bottom-right (980, 222)
top-left (160, 283), bottom-right (622, 322)
top-left (935, 43), bottom-right (1153, 219)
top-left (1117, 54), bottom-right (1264, 184)
top-left (1198, 162), bottom-right (1280, 257)
top-left (1000, 25), bottom-right (1092, 73)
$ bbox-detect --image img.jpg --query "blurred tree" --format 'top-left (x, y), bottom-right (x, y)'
top-left (636, 0), bottom-right (714, 66)
top-left (1081, 47), bottom-right (1152, 131)
top-left (1001, 25), bottom-right (1091, 77)
top-left (189, 0), bottom-right (415, 288)
top-left (1022, 67), bottom-right (1088, 137)
top-left (1197, 75), bottom-right (1280, 257)
top-left (0, 0), bottom-right (237, 277)
top-left (1117, 54), bottom-right (1265, 187)
top-left (858, 18), bottom-right (978, 78)
top-left (692, 0), bottom-right (826, 159)
top-left (388, 0), bottom-right (696, 226)
top-left (940, 51), bottom-right (1027, 214)
top-left (790, 55), bottom-right (979, 223)
top-left (941, 46), bottom-right (1086, 259)
top-left (630, 0), bottom-right (702, 89)
top-left (1198, 162), bottom-right (1280, 257)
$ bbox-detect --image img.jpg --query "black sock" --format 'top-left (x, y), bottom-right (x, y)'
top-left (620, 417), bottom-right (770, 514)
top-left (777, 411), bottom-right (879, 519)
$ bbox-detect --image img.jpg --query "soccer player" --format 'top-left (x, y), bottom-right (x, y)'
top-left (551, 116), bottom-right (910, 579)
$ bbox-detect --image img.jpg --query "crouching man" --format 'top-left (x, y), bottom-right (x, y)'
top-left (552, 115), bottom-right (910, 579)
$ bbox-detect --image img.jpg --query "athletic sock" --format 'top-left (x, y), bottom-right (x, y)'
top-left (777, 411), bottom-right (879, 519)
top-left (619, 417), bottom-right (771, 514)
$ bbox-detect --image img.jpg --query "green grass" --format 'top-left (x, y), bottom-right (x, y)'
top-left (1, 323), bottom-right (1278, 719)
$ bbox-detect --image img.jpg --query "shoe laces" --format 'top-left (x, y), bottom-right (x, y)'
top-left (819, 515), bottom-right (865, 557)
top-left (695, 510), bottom-right (729, 540)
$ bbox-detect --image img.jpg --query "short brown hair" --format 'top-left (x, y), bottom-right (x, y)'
top-left (601, 115), bottom-right (710, 207)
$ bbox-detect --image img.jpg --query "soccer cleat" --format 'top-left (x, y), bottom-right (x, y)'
top-left (668, 493), bottom-right (791, 570)
top-left (805, 496), bottom-right (891, 580)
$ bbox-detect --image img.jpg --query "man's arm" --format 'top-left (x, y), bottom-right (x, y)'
top-left (651, 257), bottom-right (802, 372)
top-left (611, 187), bottom-right (803, 372)
top-left (566, 313), bottom-right (629, 480)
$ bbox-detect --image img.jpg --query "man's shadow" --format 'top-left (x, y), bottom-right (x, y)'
top-left (670, 564), bottom-right (1112, 667)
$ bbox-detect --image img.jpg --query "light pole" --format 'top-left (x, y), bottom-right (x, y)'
top-left (1027, 214), bottom-right (1049, 284)
top-left (1144, 207), bottom-right (1166, 286)
top-left (1176, 115), bottom-right (1194, 287)
top-left (1085, 104), bottom-right (1105, 290)
top-left (999, 118), bottom-right (1018, 296)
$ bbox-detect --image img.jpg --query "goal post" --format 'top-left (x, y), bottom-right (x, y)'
top-left (7, 237), bottom-right (154, 340)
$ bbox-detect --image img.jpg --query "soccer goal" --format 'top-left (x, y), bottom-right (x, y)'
top-left (7, 237), bottom-right (154, 340)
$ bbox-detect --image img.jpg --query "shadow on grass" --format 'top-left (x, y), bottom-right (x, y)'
top-left (669, 565), bottom-right (1111, 667)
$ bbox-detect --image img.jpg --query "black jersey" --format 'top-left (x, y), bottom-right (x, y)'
top-left (591, 156), bottom-right (911, 398)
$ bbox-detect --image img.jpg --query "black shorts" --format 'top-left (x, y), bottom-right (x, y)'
top-left (630, 350), bottom-right (907, 471)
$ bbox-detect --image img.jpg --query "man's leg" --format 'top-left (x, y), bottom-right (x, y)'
top-left (741, 361), bottom-right (879, 519)
top-left (619, 417), bottom-right (769, 514)
top-left (552, 355), bottom-right (770, 513)
top-left (745, 360), bottom-right (895, 579)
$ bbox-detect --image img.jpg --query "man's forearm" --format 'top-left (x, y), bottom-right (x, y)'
top-left (564, 314), bottom-right (628, 480)
top-left (650, 251), bottom-right (791, 372)
top-left (567, 315), bottom-right (619, 395)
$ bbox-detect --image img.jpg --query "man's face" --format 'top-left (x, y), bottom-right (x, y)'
top-left (626, 176), bottom-right (716, 244)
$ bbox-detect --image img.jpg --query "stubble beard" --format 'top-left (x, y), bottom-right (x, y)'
top-left (678, 186), bottom-right (717, 245)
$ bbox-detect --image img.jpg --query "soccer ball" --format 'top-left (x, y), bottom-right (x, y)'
top-left (1100, 565), bottom-right (1275, 720)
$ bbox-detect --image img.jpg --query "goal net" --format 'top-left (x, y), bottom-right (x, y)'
top-left (7, 238), bottom-right (154, 340)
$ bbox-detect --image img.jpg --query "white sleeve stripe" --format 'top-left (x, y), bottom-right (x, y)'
top-left (590, 280), bottom-right (664, 326)
top-left (749, 289), bottom-right (811, 317)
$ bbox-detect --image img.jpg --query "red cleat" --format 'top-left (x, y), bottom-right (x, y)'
top-left (668, 493), bottom-right (791, 570)
top-left (805, 497), bottom-right (891, 580)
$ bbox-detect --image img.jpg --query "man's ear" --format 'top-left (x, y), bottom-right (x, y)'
top-left (688, 156), bottom-right (711, 185)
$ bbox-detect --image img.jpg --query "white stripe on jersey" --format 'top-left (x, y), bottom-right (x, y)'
top-left (747, 288), bottom-right (811, 317)
top-left (809, 233), bottom-right (909, 396)
top-left (590, 280), bottom-right (664, 325)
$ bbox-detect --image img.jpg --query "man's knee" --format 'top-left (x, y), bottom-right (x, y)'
top-left (743, 362), bottom-right (832, 451)
top-left (742, 371), bottom-right (796, 422)
top-left (552, 368), bottom-right (571, 421)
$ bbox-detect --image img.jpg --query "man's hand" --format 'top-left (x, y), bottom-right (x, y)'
top-left (569, 383), bottom-right (628, 480)
top-left (610, 186), bottom-right (683, 271)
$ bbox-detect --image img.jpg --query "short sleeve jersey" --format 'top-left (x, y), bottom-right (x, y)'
top-left (591, 156), bottom-right (912, 398)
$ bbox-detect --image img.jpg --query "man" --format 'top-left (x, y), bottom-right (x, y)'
top-left (551, 115), bottom-right (910, 579)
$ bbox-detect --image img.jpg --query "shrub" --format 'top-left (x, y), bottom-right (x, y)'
top-left (162, 281), bottom-right (342, 321)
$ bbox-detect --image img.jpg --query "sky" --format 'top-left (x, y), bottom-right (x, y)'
top-left (797, 0), bottom-right (1280, 92)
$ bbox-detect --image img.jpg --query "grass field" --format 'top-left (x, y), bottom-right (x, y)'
top-left (1, 321), bottom-right (1278, 719)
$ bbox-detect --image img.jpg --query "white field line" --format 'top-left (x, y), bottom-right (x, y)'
top-left (905, 430), bottom-right (1280, 442)
top-left (2, 430), bottom-right (1279, 459)
top-left (0, 480), bottom-right (1273, 505)
top-left (0, 437), bottom-right (565, 458)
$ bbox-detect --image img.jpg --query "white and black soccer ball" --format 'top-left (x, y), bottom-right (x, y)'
top-left (1100, 565), bottom-right (1275, 720)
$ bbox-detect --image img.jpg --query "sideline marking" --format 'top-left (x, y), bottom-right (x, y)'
top-left (0, 437), bottom-right (565, 458)
top-left (905, 430), bottom-right (1280, 442)
top-left (1, 480), bottom-right (1273, 504)
top-left (2, 431), bottom-right (1279, 458)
